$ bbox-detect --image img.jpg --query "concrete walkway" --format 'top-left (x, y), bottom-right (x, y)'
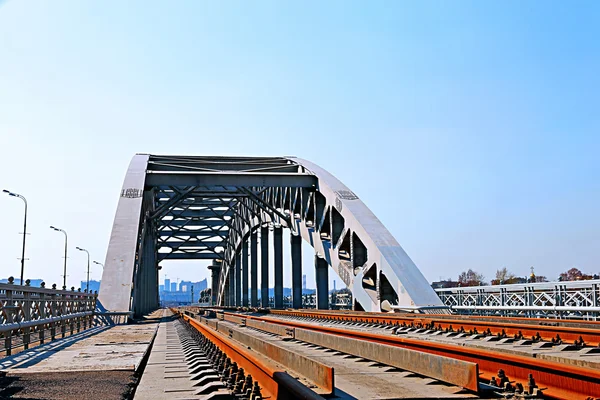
top-left (0, 310), bottom-right (162, 399)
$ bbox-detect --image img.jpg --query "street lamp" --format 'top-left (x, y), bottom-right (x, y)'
top-left (3, 190), bottom-right (27, 285)
top-left (76, 247), bottom-right (90, 292)
top-left (50, 226), bottom-right (68, 289)
top-left (93, 261), bottom-right (104, 268)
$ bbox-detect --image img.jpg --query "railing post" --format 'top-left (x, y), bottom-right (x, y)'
top-left (39, 287), bottom-right (46, 345)
top-left (23, 288), bottom-right (31, 350)
top-left (76, 289), bottom-right (81, 333)
top-left (69, 289), bottom-right (75, 335)
top-left (593, 284), bottom-right (598, 321)
top-left (4, 285), bottom-right (13, 356)
top-left (50, 287), bottom-right (57, 341)
top-left (60, 289), bottom-right (66, 338)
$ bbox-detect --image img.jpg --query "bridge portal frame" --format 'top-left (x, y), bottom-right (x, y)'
top-left (98, 154), bottom-right (444, 317)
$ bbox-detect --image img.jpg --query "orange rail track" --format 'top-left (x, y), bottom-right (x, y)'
top-left (267, 309), bottom-right (600, 346)
top-left (178, 311), bottom-right (325, 400)
top-left (215, 310), bottom-right (600, 400)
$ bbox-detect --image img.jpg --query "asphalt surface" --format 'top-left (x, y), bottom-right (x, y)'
top-left (0, 370), bottom-right (137, 400)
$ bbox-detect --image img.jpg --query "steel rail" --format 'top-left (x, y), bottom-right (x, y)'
top-left (266, 309), bottom-right (600, 346)
top-left (178, 312), bottom-right (325, 400)
top-left (219, 311), bottom-right (600, 399)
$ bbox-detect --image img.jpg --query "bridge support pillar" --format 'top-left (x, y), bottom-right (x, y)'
top-left (242, 240), bottom-right (249, 307)
top-left (260, 226), bottom-right (269, 307)
top-left (134, 212), bottom-right (157, 318)
top-left (250, 231), bottom-right (258, 307)
top-left (315, 255), bottom-right (329, 310)
top-left (208, 260), bottom-right (221, 306)
top-left (235, 252), bottom-right (241, 307)
top-left (227, 265), bottom-right (235, 307)
top-left (291, 234), bottom-right (302, 309)
top-left (274, 226), bottom-right (283, 309)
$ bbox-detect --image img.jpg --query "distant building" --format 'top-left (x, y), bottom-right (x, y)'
top-left (159, 284), bottom-right (165, 292)
top-left (164, 278), bottom-right (171, 291)
top-left (431, 280), bottom-right (460, 289)
top-left (302, 274), bottom-right (307, 290)
top-left (80, 280), bottom-right (101, 293)
top-left (160, 279), bottom-right (208, 305)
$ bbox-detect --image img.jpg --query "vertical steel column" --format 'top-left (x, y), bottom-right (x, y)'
top-left (273, 226), bottom-right (284, 309)
top-left (291, 234), bottom-right (302, 309)
top-left (242, 240), bottom-right (249, 307)
top-left (235, 251), bottom-right (241, 306)
top-left (315, 255), bottom-right (329, 310)
top-left (209, 260), bottom-right (221, 306)
top-left (250, 231), bottom-right (258, 307)
top-left (228, 266), bottom-right (235, 306)
top-left (260, 226), bottom-right (269, 307)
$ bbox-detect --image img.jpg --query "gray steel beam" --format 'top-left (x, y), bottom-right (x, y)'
top-left (235, 251), bottom-right (241, 306)
top-left (148, 162), bottom-right (299, 173)
top-left (145, 172), bottom-right (318, 188)
top-left (274, 226), bottom-right (283, 309)
top-left (162, 209), bottom-right (235, 218)
top-left (315, 255), bottom-right (329, 310)
top-left (208, 261), bottom-right (221, 306)
top-left (158, 231), bottom-right (228, 238)
top-left (260, 226), bottom-right (269, 308)
top-left (242, 239), bottom-right (249, 307)
top-left (291, 233), bottom-right (302, 309)
top-left (228, 273), bottom-right (234, 306)
top-left (250, 231), bottom-right (258, 307)
top-left (158, 252), bottom-right (221, 260)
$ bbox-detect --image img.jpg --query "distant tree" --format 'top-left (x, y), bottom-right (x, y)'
top-left (458, 269), bottom-right (486, 286)
top-left (492, 267), bottom-right (515, 285)
top-left (558, 267), bottom-right (595, 281)
top-left (559, 267), bottom-right (584, 281)
top-left (534, 275), bottom-right (548, 283)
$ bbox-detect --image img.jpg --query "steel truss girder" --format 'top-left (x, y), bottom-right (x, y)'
top-left (99, 154), bottom-right (443, 315)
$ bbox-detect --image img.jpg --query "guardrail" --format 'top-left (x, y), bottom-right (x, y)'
top-left (0, 280), bottom-right (97, 356)
top-left (435, 279), bottom-right (600, 320)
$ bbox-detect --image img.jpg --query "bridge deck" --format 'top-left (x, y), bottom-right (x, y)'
top-left (0, 312), bottom-right (161, 399)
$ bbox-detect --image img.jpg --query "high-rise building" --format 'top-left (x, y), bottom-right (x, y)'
top-left (164, 278), bottom-right (171, 291)
top-left (159, 284), bottom-right (165, 292)
top-left (302, 274), bottom-right (307, 290)
top-left (171, 282), bottom-right (177, 292)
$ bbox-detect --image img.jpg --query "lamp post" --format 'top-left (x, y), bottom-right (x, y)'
top-left (76, 247), bottom-right (90, 292)
top-left (50, 226), bottom-right (68, 289)
top-left (93, 261), bottom-right (104, 268)
top-left (3, 190), bottom-right (27, 285)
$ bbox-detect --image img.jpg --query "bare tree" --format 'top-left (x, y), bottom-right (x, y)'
top-left (493, 267), bottom-right (515, 284)
top-left (458, 269), bottom-right (486, 286)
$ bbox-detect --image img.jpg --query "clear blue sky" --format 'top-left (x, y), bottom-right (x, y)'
top-left (1, 1), bottom-right (598, 290)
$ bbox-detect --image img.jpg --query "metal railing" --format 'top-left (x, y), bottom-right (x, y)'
top-left (1, 279), bottom-right (97, 355)
top-left (435, 279), bottom-right (600, 320)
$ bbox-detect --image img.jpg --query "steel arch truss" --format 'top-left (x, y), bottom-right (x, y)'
top-left (98, 154), bottom-right (444, 316)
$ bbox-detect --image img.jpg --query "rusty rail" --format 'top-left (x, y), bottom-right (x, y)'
top-left (217, 310), bottom-right (600, 399)
top-left (177, 310), bottom-right (326, 400)
top-left (267, 309), bottom-right (600, 346)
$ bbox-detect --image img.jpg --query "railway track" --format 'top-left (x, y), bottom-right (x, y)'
top-left (266, 309), bottom-right (600, 346)
top-left (190, 307), bottom-right (600, 399)
top-left (175, 308), bottom-right (480, 399)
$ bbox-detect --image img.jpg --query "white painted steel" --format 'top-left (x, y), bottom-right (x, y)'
top-left (98, 154), bottom-right (149, 312)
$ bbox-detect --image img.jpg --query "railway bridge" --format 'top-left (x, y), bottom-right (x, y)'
top-left (1, 154), bottom-right (599, 400)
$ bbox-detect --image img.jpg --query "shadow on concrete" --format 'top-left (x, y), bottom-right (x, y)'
top-left (0, 326), bottom-right (110, 371)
